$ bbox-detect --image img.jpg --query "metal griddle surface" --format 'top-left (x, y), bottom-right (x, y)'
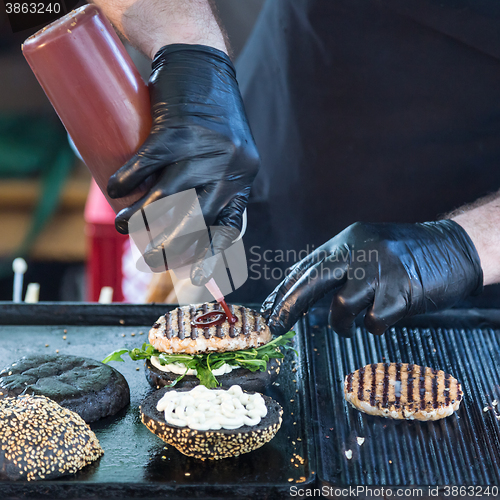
top-left (307, 307), bottom-right (500, 490)
top-left (0, 303), bottom-right (315, 499)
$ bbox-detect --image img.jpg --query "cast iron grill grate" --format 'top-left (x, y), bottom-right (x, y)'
top-left (308, 312), bottom-right (500, 486)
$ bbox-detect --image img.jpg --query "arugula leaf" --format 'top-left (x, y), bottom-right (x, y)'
top-left (164, 367), bottom-right (189, 388)
top-left (233, 358), bottom-right (268, 371)
top-left (102, 331), bottom-right (296, 388)
top-left (194, 362), bottom-right (219, 389)
top-left (102, 349), bottom-right (129, 363)
top-left (157, 353), bottom-right (195, 366)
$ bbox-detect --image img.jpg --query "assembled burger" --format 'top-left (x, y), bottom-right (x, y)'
top-left (104, 303), bottom-right (294, 391)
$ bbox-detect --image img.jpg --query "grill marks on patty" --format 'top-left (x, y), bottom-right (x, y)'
top-left (149, 303), bottom-right (272, 355)
top-left (156, 303), bottom-right (261, 341)
top-left (344, 362), bottom-right (462, 421)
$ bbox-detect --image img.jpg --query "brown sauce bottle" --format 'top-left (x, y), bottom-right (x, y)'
top-left (22, 4), bottom-right (152, 213)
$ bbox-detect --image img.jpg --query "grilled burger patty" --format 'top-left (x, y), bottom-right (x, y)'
top-left (149, 303), bottom-right (272, 354)
top-left (344, 362), bottom-right (463, 421)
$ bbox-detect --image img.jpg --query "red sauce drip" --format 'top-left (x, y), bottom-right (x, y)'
top-left (191, 311), bottom-right (238, 328)
top-left (219, 299), bottom-right (237, 324)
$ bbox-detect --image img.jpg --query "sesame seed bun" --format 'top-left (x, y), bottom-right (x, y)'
top-left (140, 387), bottom-right (283, 460)
top-left (0, 395), bottom-right (103, 481)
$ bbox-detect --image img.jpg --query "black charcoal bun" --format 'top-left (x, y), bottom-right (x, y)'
top-left (0, 354), bottom-right (130, 422)
top-left (140, 387), bottom-right (283, 460)
top-left (145, 357), bottom-right (282, 391)
top-left (0, 395), bottom-right (103, 481)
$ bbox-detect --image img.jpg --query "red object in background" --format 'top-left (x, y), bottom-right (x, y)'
top-left (84, 180), bottom-right (127, 302)
top-left (23, 4), bottom-right (153, 302)
top-left (22, 4), bottom-right (152, 214)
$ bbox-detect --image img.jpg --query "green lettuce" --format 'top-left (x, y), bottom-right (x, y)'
top-left (103, 331), bottom-right (296, 389)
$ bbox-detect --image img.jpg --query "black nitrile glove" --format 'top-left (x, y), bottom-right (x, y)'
top-left (261, 220), bottom-right (483, 337)
top-left (107, 44), bottom-right (259, 284)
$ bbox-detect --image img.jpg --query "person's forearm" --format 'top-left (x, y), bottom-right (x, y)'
top-left (447, 193), bottom-right (500, 286)
top-left (92, 0), bottom-right (228, 59)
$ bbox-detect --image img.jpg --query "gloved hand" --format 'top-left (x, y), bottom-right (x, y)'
top-left (107, 44), bottom-right (260, 284)
top-left (262, 220), bottom-right (483, 337)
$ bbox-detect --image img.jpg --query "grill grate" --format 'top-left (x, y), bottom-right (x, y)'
top-left (307, 309), bottom-right (500, 486)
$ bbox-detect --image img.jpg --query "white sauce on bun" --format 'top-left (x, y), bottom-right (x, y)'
top-left (156, 385), bottom-right (267, 431)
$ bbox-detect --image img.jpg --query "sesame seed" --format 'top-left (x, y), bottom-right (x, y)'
top-left (0, 395), bottom-right (103, 480)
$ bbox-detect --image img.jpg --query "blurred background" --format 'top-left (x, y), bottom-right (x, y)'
top-left (0, 0), bottom-right (264, 303)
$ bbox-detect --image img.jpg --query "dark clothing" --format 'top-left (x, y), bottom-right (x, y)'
top-left (233, 0), bottom-right (500, 303)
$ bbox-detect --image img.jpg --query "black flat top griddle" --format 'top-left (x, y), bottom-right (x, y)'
top-left (0, 303), bottom-right (315, 500)
top-left (306, 307), bottom-right (500, 492)
top-left (2, 303), bottom-right (500, 498)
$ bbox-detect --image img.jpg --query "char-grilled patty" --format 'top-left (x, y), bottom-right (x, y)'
top-left (149, 303), bottom-right (272, 354)
top-left (344, 363), bottom-right (462, 421)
